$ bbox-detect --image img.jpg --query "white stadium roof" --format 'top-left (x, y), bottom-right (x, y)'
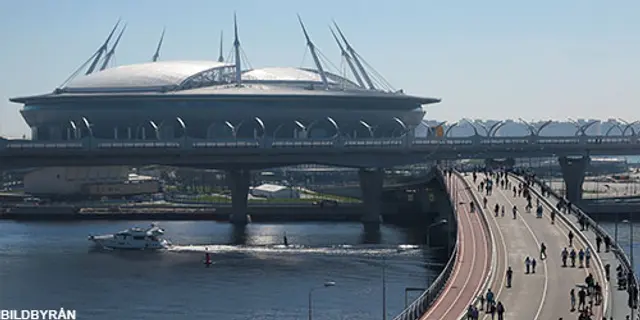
top-left (64, 60), bottom-right (232, 91)
top-left (243, 67), bottom-right (338, 84)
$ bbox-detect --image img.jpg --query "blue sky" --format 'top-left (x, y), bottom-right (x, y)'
top-left (0, 0), bottom-right (639, 137)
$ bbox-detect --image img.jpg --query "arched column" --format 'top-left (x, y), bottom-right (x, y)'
top-left (226, 169), bottom-right (251, 225)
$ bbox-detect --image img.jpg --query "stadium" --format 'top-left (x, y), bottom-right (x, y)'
top-left (10, 17), bottom-right (441, 142)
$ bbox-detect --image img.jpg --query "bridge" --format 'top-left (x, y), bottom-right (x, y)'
top-left (393, 169), bottom-right (636, 319)
top-left (0, 133), bottom-right (633, 223)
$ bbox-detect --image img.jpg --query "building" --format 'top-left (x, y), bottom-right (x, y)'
top-left (23, 167), bottom-right (160, 198)
top-left (250, 184), bottom-right (299, 199)
top-left (10, 17), bottom-right (440, 142)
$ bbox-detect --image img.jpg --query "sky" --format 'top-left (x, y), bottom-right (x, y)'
top-left (0, 0), bottom-right (639, 137)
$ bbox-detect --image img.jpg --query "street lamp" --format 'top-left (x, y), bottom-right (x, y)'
top-left (426, 219), bottom-right (448, 248)
top-left (308, 281), bottom-right (336, 320)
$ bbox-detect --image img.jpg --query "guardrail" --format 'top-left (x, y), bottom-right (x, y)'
top-left (519, 172), bottom-right (638, 299)
top-left (2, 135), bottom-right (640, 151)
top-left (391, 168), bottom-right (459, 320)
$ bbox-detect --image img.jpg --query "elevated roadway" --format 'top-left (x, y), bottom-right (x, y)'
top-left (0, 134), bottom-right (639, 168)
top-left (417, 171), bottom-right (492, 319)
top-left (421, 171), bottom-right (609, 319)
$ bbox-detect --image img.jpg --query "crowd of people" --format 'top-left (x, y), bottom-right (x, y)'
top-left (464, 169), bottom-right (614, 320)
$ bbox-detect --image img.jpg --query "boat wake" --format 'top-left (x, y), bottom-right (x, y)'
top-left (168, 244), bottom-right (421, 256)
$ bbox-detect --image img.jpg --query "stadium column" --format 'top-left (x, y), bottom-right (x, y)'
top-left (558, 156), bottom-right (590, 203)
top-left (226, 169), bottom-right (251, 225)
top-left (359, 168), bottom-right (384, 223)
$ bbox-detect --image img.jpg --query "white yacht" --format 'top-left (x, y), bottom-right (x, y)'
top-left (88, 223), bottom-right (171, 250)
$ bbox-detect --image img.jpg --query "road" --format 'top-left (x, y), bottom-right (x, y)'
top-left (420, 173), bottom-right (491, 319)
top-left (464, 173), bottom-right (606, 319)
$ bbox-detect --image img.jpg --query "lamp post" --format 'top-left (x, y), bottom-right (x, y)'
top-left (308, 281), bottom-right (336, 320)
top-left (382, 257), bottom-right (387, 320)
top-left (426, 219), bottom-right (449, 248)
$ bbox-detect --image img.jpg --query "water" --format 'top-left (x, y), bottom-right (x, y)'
top-left (600, 220), bottom-right (640, 276)
top-left (0, 221), bottom-right (440, 320)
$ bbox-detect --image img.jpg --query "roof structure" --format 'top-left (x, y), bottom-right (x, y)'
top-left (63, 61), bottom-right (233, 93)
top-left (252, 184), bottom-right (288, 193)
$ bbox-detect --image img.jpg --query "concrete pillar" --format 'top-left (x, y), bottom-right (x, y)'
top-left (558, 156), bottom-right (590, 203)
top-left (359, 168), bottom-right (384, 223)
top-left (227, 169), bottom-right (251, 225)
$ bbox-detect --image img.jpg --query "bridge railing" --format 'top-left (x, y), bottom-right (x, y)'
top-left (2, 135), bottom-right (640, 151)
top-left (523, 173), bottom-right (639, 295)
top-left (391, 168), bottom-right (459, 320)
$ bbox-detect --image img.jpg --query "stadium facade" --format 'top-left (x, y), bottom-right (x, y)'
top-left (10, 17), bottom-right (441, 142)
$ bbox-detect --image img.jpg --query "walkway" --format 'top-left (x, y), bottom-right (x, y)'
top-left (527, 175), bottom-right (634, 319)
top-left (419, 173), bottom-right (492, 319)
top-left (483, 173), bottom-right (607, 319)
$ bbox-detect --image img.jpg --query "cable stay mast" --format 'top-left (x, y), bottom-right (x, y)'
top-left (217, 30), bottom-right (224, 62)
top-left (152, 28), bottom-right (165, 62)
top-left (297, 15), bottom-right (329, 90)
top-left (86, 19), bottom-right (121, 75)
top-left (100, 24), bottom-right (126, 71)
top-left (330, 27), bottom-right (364, 88)
top-left (233, 13), bottom-right (243, 86)
top-left (332, 21), bottom-right (375, 90)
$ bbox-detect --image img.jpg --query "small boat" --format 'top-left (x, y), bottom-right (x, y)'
top-left (88, 223), bottom-right (171, 250)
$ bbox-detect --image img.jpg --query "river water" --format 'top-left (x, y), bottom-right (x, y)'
top-left (0, 221), bottom-right (440, 320)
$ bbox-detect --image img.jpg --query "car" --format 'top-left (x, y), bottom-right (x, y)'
top-left (313, 199), bottom-right (338, 208)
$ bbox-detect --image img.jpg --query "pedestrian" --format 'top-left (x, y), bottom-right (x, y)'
top-left (585, 248), bottom-right (592, 268)
top-left (525, 257), bottom-right (531, 274)
top-left (488, 301), bottom-right (496, 319)
top-left (478, 294), bottom-right (485, 311)
top-left (604, 236), bottom-right (611, 252)
top-left (540, 242), bottom-right (547, 260)
top-left (596, 235), bottom-right (602, 252)
top-left (579, 249), bottom-right (585, 268)
top-left (594, 282), bottom-right (602, 305)
top-left (605, 264), bottom-right (610, 281)
top-left (485, 288), bottom-right (494, 309)
top-left (501, 205), bottom-right (505, 217)
top-left (561, 247), bottom-right (568, 267)
top-left (578, 287), bottom-right (587, 311)
top-left (496, 301), bottom-right (505, 320)
top-left (570, 288), bottom-right (576, 311)
top-left (568, 231), bottom-right (574, 247)
top-left (531, 258), bottom-right (537, 273)
top-left (550, 209), bottom-right (556, 224)
top-left (570, 249), bottom-right (577, 268)
top-left (512, 205), bottom-right (517, 219)
top-left (506, 266), bottom-right (513, 288)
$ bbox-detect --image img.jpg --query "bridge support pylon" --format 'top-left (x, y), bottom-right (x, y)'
top-left (226, 168), bottom-right (251, 225)
top-left (558, 156), bottom-right (590, 203)
top-left (359, 168), bottom-right (384, 223)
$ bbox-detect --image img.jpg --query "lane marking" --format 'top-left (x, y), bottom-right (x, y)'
top-left (495, 178), bottom-right (549, 320)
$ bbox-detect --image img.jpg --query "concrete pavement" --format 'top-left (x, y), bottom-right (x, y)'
top-left (495, 174), bottom-right (607, 319)
top-left (526, 176), bottom-right (635, 319)
top-left (420, 173), bottom-right (492, 319)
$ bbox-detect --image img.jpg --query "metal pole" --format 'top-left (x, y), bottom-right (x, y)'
top-left (631, 214), bottom-right (635, 320)
top-left (615, 212), bottom-right (619, 244)
top-left (308, 289), bottom-right (313, 320)
top-left (382, 257), bottom-right (387, 320)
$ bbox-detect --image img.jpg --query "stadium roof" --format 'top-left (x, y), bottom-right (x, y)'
top-left (64, 60), bottom-right (233, 92)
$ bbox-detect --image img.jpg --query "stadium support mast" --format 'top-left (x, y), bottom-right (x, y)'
top-left (86, 20), bottom-right (121, 75)
top-left (218, 31), bottom-right (224, 62)
top-left (297, 15), bottom-right (329, 90)
top-left (100, 24), bottom-right (126, 71)
top-left (233, 13), bottom-right (242, 86)
top-left (333, 22), bottom-right (375, 90)
top-left (152, 28), bottom-right (165, 62)
top-left (330, 27), bottom-right (365, 88)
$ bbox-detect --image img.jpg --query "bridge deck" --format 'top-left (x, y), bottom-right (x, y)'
top-left (419, 174), bottom-right (491, 319)
top-left (530, 178), bottom-right (633, 319)
top-left (477, 173), bottom-right (607, 319)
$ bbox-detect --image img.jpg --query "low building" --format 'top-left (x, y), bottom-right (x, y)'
top-left (250, 184), bottom-right (299, 199)
top-left (23, 166), bottom-right (160, 198)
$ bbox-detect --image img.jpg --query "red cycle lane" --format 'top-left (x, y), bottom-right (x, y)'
top-left (420, 177), bottom-right (491, 320)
